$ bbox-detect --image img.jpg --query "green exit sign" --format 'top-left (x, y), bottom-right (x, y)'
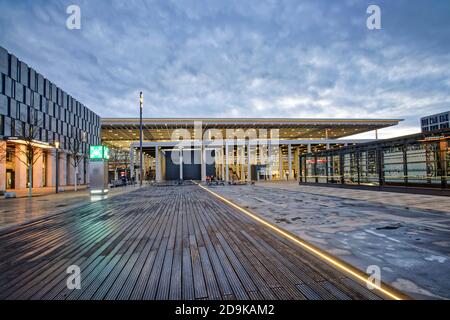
top-left (90, 146), bottom-right (110, 160)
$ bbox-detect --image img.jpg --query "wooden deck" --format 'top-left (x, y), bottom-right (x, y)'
top-left (0, 185), bottom-right (387, 300)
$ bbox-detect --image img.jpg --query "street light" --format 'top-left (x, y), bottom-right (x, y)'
top-left (139, 92), bottom-right (143, 186)
top-left (54, 141), bottom-right (60, 194)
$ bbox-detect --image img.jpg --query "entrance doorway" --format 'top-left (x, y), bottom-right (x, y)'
top-left (6, 169), bottom-right (15, 189)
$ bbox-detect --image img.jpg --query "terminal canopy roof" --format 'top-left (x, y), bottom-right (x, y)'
top-left (101, 118), bottom-right (402, 148)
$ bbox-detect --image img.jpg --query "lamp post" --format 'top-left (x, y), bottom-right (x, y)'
top-left (139, 92), bottom-right (143, 186)
top-left (55, 141), bottom-right (60, 194)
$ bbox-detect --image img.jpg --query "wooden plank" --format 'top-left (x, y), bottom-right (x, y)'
top-left (0, 185), bottom-right (388, 301)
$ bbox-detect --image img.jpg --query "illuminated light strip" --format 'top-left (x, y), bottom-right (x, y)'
top-left (7, 139), bottom-right (54, 150)
top-left (196, 183), bottom-right (406, 301)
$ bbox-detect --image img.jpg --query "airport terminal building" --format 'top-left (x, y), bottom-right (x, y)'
top-left (0, 46), bottom-right (101, 193)
top-left (101, 118), bottom-right (400, 183)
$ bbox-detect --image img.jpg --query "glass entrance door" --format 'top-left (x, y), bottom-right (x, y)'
top-left (6, 169), bottom-right (15, 189)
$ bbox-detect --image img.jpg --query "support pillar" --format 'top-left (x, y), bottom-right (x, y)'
top-left (247, 142), bottom-right (252, 182)
top-left (225, 144), bottom-right (230, 182)
top-left (221, 147), bottom-right (225, 181)
top-left (33, 153), bottom-right (43, 188)
top-left (59, 152), bottom-right (67, 186)
top-left (279, 146), bottom-right (283, 180)
top-left (201, 145), bottom-right (206, 182)
top-left (79, 157), bottom-right (86, 185)
top-left (293, 147), bottom-right (300, 180)
top-left (15, 145), bottom-right (28, 190)
top-left (288, 144), bottom-right (293, 180)
top-left (268, 143), bottom-right (272, 180)
top-left (240, 146), bottom-right (245, 182)
top-left (0, 141), bottom-right (6, 192)
top-left (130, 148), bottom-right (134, 180)
top-left (155, 146), bottom-right (162, 182)
top-left (46, 150), bottom-right (56, 188)
top-left (179, 148), bottom-right (183, 180)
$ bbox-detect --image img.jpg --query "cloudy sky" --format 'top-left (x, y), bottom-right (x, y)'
top-left (0, 0), bottom-right (449, 138)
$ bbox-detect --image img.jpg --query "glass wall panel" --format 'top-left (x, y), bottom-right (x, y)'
top-left (365, 149), bottom-right (379, 185)
top-left (317, 156), bottom-right (327, 183)
top-left (446, 141), bottom-right (450, 187)
top-left (305, 155), bottom-right (315, 183)
top-left (359, 150), bottom-right (368, 185)
top-left (407, 143), bottom-right (441, 185)
top-left (343, 152), bottom-right (358, 184)
top-left (383, 146), bottom-right (405, 184)
top-left (329, 154), bottom-right (341, 183)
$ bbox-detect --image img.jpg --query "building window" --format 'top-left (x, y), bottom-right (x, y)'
top-left (1, 74), bottom-right (5, 94)
top-left (7, 54), bottom-right (11, 76)
top-left (440, 114), bottom-right (449, 122)
top-left (17, 62), bottom-right (20, 82)
top-left (0, 114), bottom-right (4, 135)
top-left (6, 146), bottom-right (15, 162)
top-left (430, 125), bottom-right (439, 131)
top-left (11, 80), bottom-right (15, 98)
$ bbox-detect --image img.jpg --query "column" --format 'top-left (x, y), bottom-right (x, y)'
top-left (130, 148), bottom-right (134, 180)
top-left (85, 160), bottom-right (90, 185)
top-left (201, 145), bottom-right (206, 182)
top-left (307, 143), bottom-right (312, 154)
top-left (247, 141), bottom-right (251, 182)
top-left (79, 157), bottom-right (85, 185)
top-left (225, 143), bottom-right (230, 182)
top-left (240, 146), bottom-right (245, 182)
top-left (15, 145), bottom-right (28, 190)
top-left (294, 147), bottom-right (300, 180)
top-left (67, 154), bottom-right (74, 186)
top-left (33, 153), bottom-right (43, 188)
top-left (0, 141), bottom-right (6, 192)
top-left (179, 148), bottom-right (183, 180)
top-left (279, 146), bottom-right (283, 180)
top-left (288, 144), bottom-right (293, 180)
top-left (155, 146), bottom-right (162, 182)
top-left (268, 142), bottom-right (272, 180)
top-left (221, 147), bottom-right (225, 181)
top-left (59, 152), bottom-right (67, 186)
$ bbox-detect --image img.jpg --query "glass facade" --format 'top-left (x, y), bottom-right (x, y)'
top-left (300, 130), bottom-right (450, 190)
top-left (0, 46), bottom-right (101, 151)
top-left (1, 46), bottom-right (101, 191)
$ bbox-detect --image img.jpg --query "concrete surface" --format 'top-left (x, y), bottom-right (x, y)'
top-left (210, 182), bottom-right (450, 300)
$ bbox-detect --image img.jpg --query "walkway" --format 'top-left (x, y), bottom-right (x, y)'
top-left (212, 182), bottom-right (450, 299)
top-left (0, 185), bottom-right (392, 300)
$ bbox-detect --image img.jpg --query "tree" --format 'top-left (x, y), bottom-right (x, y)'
top-left (109, 147), bottom-right (121, 182)
top-left (12, 122), bottom-right (44, 197)
top-left (122, 149), bottom-right (131, 180)
top-left (67, 139), bottom-right (86, 192)
top-left (108, 147), bottom-right (131, 184)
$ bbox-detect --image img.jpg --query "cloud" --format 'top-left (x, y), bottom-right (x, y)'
top-left (0, 0), bottom-right (449, 139)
